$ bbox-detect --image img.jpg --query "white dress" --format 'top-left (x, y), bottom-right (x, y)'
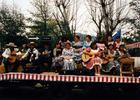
top-left (61, 48), bottom-right (77, 70)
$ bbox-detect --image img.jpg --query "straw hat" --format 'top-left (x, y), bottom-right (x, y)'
top-left (27, 42), bottom-right (37, 47)
top-left (6, 42), bottom-right (17, 47)
top-left (66, 41), bottom-right (71, 45)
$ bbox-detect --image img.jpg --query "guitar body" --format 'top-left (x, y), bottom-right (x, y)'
top-left (82, 52), bottom-right (95, 63)
top-left (102, 54), bottom-right (114, 64)
top-left (102, 58), bottom-right (108, 64)
top-left (106, 54), bottom-right (114, 61)
top-left (8, 51), bottom-right (17, 63)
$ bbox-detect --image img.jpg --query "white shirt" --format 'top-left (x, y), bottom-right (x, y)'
top-left (2, 48), bottom-right (21, 59)
top-left (91, 48), bottom-right (99, 53)
top-left (115, 42), bottom-right (124, 49)
top-left (22, 48), bottom-right (39, 61)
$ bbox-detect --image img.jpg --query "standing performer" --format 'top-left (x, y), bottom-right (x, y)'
top-left (39, 42), bottom-right (53, 72)
top-left (59, 36), bottom-right (70, 49)
top-left (20, 42), bottom-right (39, 72)
top-left (2, 42), bottom-right (21, 73)
top-left (72, 35), bottom-right (83, 63)
top-left (96, 35), bottom-right (107, 50)
top-left (105, 36), bottom-right (116, 50)
top-left (115, 36), bottom-right (124, 51)
top-left (82, 35), bottom-right (92, 49)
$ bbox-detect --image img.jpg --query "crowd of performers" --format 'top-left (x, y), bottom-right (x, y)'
top-left (2, 35), bottom-right (130, 76)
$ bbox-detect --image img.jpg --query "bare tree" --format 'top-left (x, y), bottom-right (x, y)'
top-left (86, 0), bottom-right (133, 39)
top-left (28, 0), bottom-right (59, 36)
top-left (130, 0), bottom-right (140, 29)
top-left (52, 0), bottom-right (79, 41)
top-left (122, 0), bottom-right (140, 44)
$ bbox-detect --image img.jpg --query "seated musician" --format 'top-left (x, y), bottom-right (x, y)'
top-left (20, 42), bottom-right (39, 72)
top-left (118, 45), bottom-right (129, 58)
top-left (114, 44), bottom-right (129, 74)
top-left (51, 42), bottom-right (63, 73)
top-left (2, 42), bottom-right (21, 73)
top-left (72, 35), bottom-right (83, 64)
top-left (102, 44), bottom-right (120, 75)
top-left (82, 35), bottom-right (92, 50)
top-left (39, 42), bottom-right (53, 72)
top-left (61, 42), bottom-right (77, 70)
top-left (105, 36), bottom-right (116, 50)
top-left (83, 42), bottom-right (103, 76)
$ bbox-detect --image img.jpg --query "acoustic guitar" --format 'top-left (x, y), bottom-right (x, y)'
top-left (82, 50), bottom-right (106, 63)
top-left (82, 52), bottom-right (95, 63)
top-left (102, 54), bottom-right (128, 64)
top-left (8, 51), bottom-right (17, 63)
top-left (102, 54), bottom-right (114, 64)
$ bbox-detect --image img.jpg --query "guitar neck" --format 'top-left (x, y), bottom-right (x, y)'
top-left (110, 54), bottom-right (127, 58)
top-left (94, 50), bottom-right (106, 55)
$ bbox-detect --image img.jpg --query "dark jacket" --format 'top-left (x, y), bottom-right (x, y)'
top-left (39, 47), bottom-right (53, 59)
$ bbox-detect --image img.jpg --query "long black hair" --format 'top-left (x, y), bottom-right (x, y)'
top-left (61, 36), bottom-right (68, 42)
top-left (119, 44), bottom-right (127, 53)
top-left (108, 44), bottom-right (114, 49)
top-left (86, 35), bottom-right (91, 40)
top-left (75, 35), bottom-right (80, 40)
top-left (56, 42), bottom-right (61, 48)
top-left (98, 35), bottom-right (103, 41)
top-left (108, 35), bottom-right (113, 41)
top-left (90, 41), bottom-right (97, 49)
top-left (116, 36), bottom-right (120, 39)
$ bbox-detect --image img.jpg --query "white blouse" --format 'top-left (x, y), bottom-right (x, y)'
top-left (91, 48), bottom-right (99, 53)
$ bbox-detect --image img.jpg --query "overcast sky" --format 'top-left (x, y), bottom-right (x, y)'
top-left (0, 0), bottom-right (32, 17)
top-left (0, 0), bottom-right (133, 36)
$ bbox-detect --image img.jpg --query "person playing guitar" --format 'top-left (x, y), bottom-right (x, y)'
top-left (102, 44), bottom-right (120, 75)
top-left (82, 42), bottom-right (103, 76)
top-left (118, 44), bottom-right (129, 58)
top-left (39, 42), bottom-right (53, 72)
top-left (20, 42), bottom-right (39, 72)
top-left (114, 44), bottom-right (130, 75)
top-left (2, 42), bottom-right (21, 73)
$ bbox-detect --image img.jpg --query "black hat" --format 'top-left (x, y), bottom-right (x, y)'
top-left (44, 42), bottom-right (51, 45)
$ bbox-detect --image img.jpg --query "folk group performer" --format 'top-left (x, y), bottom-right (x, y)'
top-left (102, 44), bottom-right (120, 75)
top-left (51, 42), bottom-right (63, 73)
top-left (83, 42), bottom-right (103, 76)
top-left (59, 36), bottom-right (70, 49)
top-left (20, 42), bottom-right (39, 72)
top-left (105, 36), bottom-right (116, 50)
top-left (61, 42), bottom-right (77, 70)
top-left (72, 35), bottom-right (83, 64)
top-left (115, 36), bottom-right (124, 51)
top-left (2, 42), bottom-right (21, 73)
top-left (82, 35), bottom-right (92, 49)
top-left (39, 42), bottom-right (53, 72)
top-left (96, 35), bottom-right (107, 50)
